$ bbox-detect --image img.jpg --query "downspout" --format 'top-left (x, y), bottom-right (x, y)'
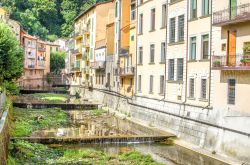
top-left (134, 0), bottom-right (139, 97)
top-left (117, 0), bottom-right (122, 93)
top-left (208, 0), bottom-right (213, 107)
top-left (184, 0), bottom-right (189, 105)
top-left (164, 0), bottom-right (169, 99)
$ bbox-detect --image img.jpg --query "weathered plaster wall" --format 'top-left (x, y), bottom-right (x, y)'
top-left (73, 87), bottom-right (250, 163)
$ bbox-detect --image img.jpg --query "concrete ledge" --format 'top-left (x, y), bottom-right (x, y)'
top-left (12, 135), bottom-right (175, 144)
top-left (13, 102), bottom-right (99, 110)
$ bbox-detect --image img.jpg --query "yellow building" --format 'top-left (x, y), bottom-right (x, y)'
top-left (73, 1), bottom-right (114, 87)
top-left (115, 0), bottom-right (135, 96)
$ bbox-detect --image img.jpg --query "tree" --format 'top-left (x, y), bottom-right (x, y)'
top-left (50, 51), bottom-right (65, 74)
top-left (0, 22), bottom-right (23, 85)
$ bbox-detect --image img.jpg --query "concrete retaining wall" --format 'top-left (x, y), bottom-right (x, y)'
top-left (73, 87), bottom-right (250, 163)
top-left (0, 109), bottom-right (10, 165)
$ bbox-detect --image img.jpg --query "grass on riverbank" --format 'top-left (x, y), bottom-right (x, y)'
top-left (10, 108), bottom-right (69, 137)
top-left (31, 93), bottom-right (69, 103)
top-left (8, 140), bottom-right (163, 165)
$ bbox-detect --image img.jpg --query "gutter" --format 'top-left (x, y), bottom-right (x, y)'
top-left (164, 0), bottom-right (169, 99)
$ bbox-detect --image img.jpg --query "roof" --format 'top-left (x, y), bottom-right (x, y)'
top-left (74, 0), bottom-right (113, 22)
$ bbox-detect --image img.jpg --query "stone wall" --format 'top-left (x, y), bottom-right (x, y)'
top-left (0, 101), bottom-right (10, 165)
top-left (73, 87), bottom-right (250, 163)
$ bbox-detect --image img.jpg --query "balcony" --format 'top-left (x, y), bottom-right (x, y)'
top-left (90, 61), bottom-right (106, 70)
top-left (83, 66), bottom-right (90, 74)
top-left (212, 54), bottom-right (250, 70)
top-left (38, 47), bottom-right (46, 52)
top-left (213, 3), bottom-right (250, 26)
top-left (72, 60), bottom-right (81, 72)
top-left (27, 64), bottom-right (35, 69)
top-left (120, 66), bottom-right (135, 76)
top-left (119, 47), bottom-right (129, 56)
top-left (74, 31), bottom-right (82, 39)
top-left (73, 46), bottom-right (82, 55)
top-left (83, 39), bottom-right (90, 48)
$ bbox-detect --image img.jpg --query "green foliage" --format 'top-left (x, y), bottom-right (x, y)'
top-left (0, 22), bottom-right (23, 85)
top-left (92, 108), bottom-right (106, 116)
top-left (119, 151), bottom-right (164, 165)
top-left (2, 81), bottom-right (20, 95)
top-left (31, 93), bottom-right (69, 103)
top-left (2, 0), bottom-right (104, 38)
top-left (8, 140), bottom-right (64, 164)
top-left (50, 51), bottom-right (65, 74)
top-left (10, 108), bottom-right (69, 137)
top-left (9, 140), bottom-right (162, 164)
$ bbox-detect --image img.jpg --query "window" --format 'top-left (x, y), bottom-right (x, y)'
top-left (130, 78), bottom-right (133, 87)
top-left (149, 75), bottom-right (154, 93)
top-left (121, 78), bottom-right (124, 87)
top-left (177, 58), bottom-right (183, 80)
top-left (131, 35), bottom-right (134, 41)
top-left (191, 0), bottom-right (197, 19)
top-left (150, 44), bottom-right (155, 63)
top-left (168, 59), bottom-right (175, 80)
top-left (189, 78), bottom-right (195, 98)
top-left (160, 75), bottom-right (165, 95)
top-left (228, 79), bottom-right (236, 105)
top-left (162, 4), bottom-right (167, 27)
top-left (202, 0), bottom-right (209, 16)
top-left (115, 2), bottom-right (118, 17)
top-left (201, 79), bottom-right (207, 99)
top-left (169, 18), bottom-right (176, 43)
top-left (161, 42), bottom-right (166, 63)
top-left (202, 34), bottom-right (209, 59)
top-left (150, 8), bottom-right (156, 31)
top-left (190, 37), bottom-right (196, 60)
top-left (138, 47), bottom-right (143, 64)
top-left (138, 75), bottom-right (142, 92)
top-left (178, 15), bottom-right (185, 42)
top-left (131, 0), bottom-right (136, 20)
top-left (139, 14), bottom-right (143, 34)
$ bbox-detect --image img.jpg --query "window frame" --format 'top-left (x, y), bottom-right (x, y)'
top-left (168, 59), bottom-right (175, 80)
top-left (228, 78), bottom-right (236, 105)
top-left (169, 17), bottom-right (176, 43)
top-left (201, 34), bottom-right (209, 60)
top-left (150, 44), bottom-right (155, 63)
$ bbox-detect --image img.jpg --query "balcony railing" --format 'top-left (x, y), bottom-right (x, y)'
top-left (212, 54), bottom-right (250, 70)
top-left (213, 3), bottom-right (250, 26)
top-left (38, 47), bottom-right (46, 52)
top-left (28, 64), bottom-right (35, 69)
top-left (119, 47), bottom-right (129, 56)
top-left (120, 66), bottom-right (135, 76)
top-left (90, 61), bottom-right (106, 69)
top-left (83, 39), bottom-right (90, 47)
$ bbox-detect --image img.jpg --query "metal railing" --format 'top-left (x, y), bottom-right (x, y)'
top-left (213, 3), bottom-right (250, 25)
top-left (0, 92), bottom-right (6, 118)
top-left (120, 66), bottom-right (135, 75)
top-left (90, 61), bottom-right (106, 69)
top-left (212, 54), bottom-right (250, 69)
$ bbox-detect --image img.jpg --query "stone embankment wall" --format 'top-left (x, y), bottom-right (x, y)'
top-left (71, 87), bottom-right (250, 163)
top-left (0, 92), bottom-right (9, 165)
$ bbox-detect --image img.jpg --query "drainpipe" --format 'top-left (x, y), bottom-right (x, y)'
top-left (208, 0), bottom-right (213, 108)
top-left (164, 0), bottom-right (169, 100)
top-left (117, 0), bottom-right (122, 93)
top-left (184, 0), bottom-right (189, 105)
top-left (134, 0), bottom-right (139, 97)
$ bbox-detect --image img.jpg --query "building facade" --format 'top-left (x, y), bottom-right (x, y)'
top-left (136, 0), bottom-right (167, 99)
top-left (212, 0), bottom-right (250, 113)
top-left (72, 1), bottom-right (114, 88)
